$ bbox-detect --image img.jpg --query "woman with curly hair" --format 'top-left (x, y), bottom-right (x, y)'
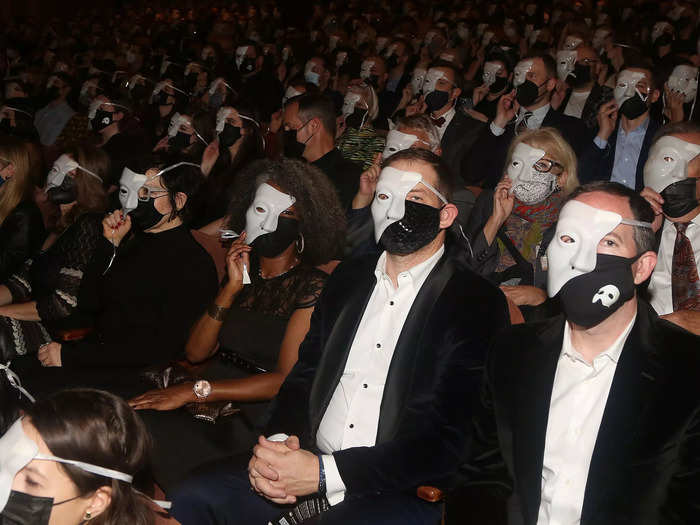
top-left (128, 158), bottom-right (346, 489)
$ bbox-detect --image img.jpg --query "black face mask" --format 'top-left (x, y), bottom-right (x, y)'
top-left (654, 33), bottom-right (673, 49)
top-left (184, 72), bottom-right (198, 91)
top-left (379, 201), bottom-right (442, 255)
top-left (425, 89), bottom-right (450, 112)
top-left (45, 86), bottom-right (60, 101)
top-left (283, 129), bottom-right (306, 158)
top-left (661, 178), bottom-right (699, 218)
top-left (558, 253), bottom-right (637, 328)
top-left (516, 79), bottom-right (545, 107)
top-left (619, 93), bottom-right (648, 120)
top-left (0, 490), bottom-right (53, 525)
top-left (219, 123), bottom-right (242, 148)
top-left (568, 63), bottom-right (591, 87)
top-left (531, 41), bottom-right (550, 52)
top-left (366, 74), bottom-right (380, 89)
top-left (0, 120), bottom-right (13, 134)
top-left (204, 57), bottom-right (216, 68)
top-left (157, 91), bottom-right (172, 106)
top-left (47, 176), bottom-right (78, 204)
top-left (90, 109), bottom-right (113, 131)
top-left (251, 216), bottom-right (300, 258)
top-left (345, 109), bottom-right (368, 129)
top-left (131, 84), bottom-right (148, 101)
top-left (169, 131), bottom-right (191, 150)
top-left (130, 197), bottom-right (165, 231)
top-left (489, 76), bottom-right (508, 94)
top-left (240, 57), bottom-right (256, 73)
top-left (386, 55), bottom-right (399, 70)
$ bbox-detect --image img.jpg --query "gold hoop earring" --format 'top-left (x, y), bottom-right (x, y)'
top-left (296, 232), bottom-right (305, 254)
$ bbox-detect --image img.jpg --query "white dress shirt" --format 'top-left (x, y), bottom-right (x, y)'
top-left (563, 90), bottom-right (591, 119)
top-left (537, 315), bottom-right (636, 525)
top-left (648, 215), bottom-right (700, 315)
top-left (432, 106), bottom-right (456, 140)
top-left (490, 104), bottom-right (551, 136)
top-left (316, 246), bottom-right (445, 505)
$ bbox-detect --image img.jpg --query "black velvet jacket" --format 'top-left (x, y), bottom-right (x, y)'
top-left (266, 249), bottom-right (510, 499)
top-left (480, 300), bottom-right (700, 524)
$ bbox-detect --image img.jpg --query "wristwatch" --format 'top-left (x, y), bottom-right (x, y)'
top-left (193, 380), bottom-right (212, 401)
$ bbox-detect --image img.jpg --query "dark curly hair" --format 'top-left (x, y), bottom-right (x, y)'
top-left (226, 158), bottom-right (346, 266)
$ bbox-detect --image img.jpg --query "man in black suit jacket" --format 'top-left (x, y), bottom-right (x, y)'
top-left (465, 53), bottom-right (591, 189)
top-left (171, 149), bottom-right (510, 525)
top-left (472, 181), bottom-right (700, 525)
top-left (578, 63), bottom-right (662, 191)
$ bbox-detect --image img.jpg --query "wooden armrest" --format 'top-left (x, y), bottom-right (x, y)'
top-left (54, 327), bottom-right (93, 342)
top-left (417, 485), bottom-right (445, 503)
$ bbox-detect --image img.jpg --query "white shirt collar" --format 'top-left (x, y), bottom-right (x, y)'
top-left (375, 245), bottom-right (445, 290)
top-left (519, 103), bottom-right (550, 127)
top-left (561, 313), bottom-right (636, 367)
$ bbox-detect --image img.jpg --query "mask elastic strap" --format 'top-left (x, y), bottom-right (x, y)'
top-left (76, 165), bottom-right (103, 184)
top-left (34, 454), bottom-right (134, 483)
top-left (3, 106), bottom-right (32, 118)
top-left (419, 179), bottom-right (448, 204)
top-left (154, 161), bottom-right (202, 178)
top-left (619, 218), bottom-right (654, 229)
top-left (0, 362), bottom-right (35, 403)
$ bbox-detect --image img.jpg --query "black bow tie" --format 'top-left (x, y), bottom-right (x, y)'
top-left (431, 115), bottom-right (446, 127)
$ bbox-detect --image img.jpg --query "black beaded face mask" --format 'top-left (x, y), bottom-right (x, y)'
top-left (379, 201), bottom-right (442, 255)
top-left (47, 176), bottom-right (78, 205)
top-left (661, 178), bottom-right (699, 218)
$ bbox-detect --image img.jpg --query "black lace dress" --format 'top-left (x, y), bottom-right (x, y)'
top-left (142, 261), bottom-right (328, 491)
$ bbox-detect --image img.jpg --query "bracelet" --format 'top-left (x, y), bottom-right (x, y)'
top-left (317, 454), bottom-right (326, 496)
top-left (207, 303), bottom-right (230, 322)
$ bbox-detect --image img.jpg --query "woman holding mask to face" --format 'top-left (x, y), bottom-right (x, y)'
top-left (128, 159), bottom-right (345, 490)
top-left (336, 82), bottom-right (386, 169)
top-left (466, 127), bottom-right (580, 315)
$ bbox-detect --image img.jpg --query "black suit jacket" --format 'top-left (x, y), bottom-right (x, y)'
top-left (439, 111), bottom-right (486, 181)
top-left (557, 83), bottom-right (614, 133)
top-left (578, 117), bottom-right (661, 191)
top-left (266, 250), bottom-right (510, 499)
top-left (465, 107), bottom-right (592, 189)
top-left (481, 300), bottom-right (700, 524)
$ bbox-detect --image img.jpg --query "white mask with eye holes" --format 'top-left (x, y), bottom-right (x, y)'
top-left (382, 129), bottom-right (426, 158)
top-left (336, 51), bottom-right (348, 68)
top-left (513, 60), bottom-right (534, 87)
top-left (411, 68), bottom-right (427, 94)
top-left (283, 86), bottom-right (302, 106)
top-left (667, 65), bottom-right (699, 103)
top-left (556, 50), bottom-right (577, 82)
top-left (482, 31), bottom-right (495, 47)
top-left (168, 112), bottom-right (190, 137)
top-left (244, 183), bottom-right (296, 245)
top-left (371, 166), bottom-right (447, 242)
top-left (651, 22), bottom-right (672, 44)
top-left (546, 200), bottom-right (651, 297)
top-left (506, 142), bottom-right (559, 205)
top-left (119, 167), bottom-right (148, 213)
top-left (342, 92), bottom-right (363, 118)
top-left (422, 68), bottom-right (446, 95)
top-left (235, 46), bottom-right (249, 68)
top-left (46, 154), bottom-right (101, 190)
top-left (216, 107), bottom-right (233, 133)
top-left (482, 62), bottom-right (503, 87)
top-left (529, 29), bottom-right (542, 47)
top-left (563, 36), bottom-right (583, 50)
top-left (643, 135), bottom-right (700, 193)
top-left (360, 60), bottom-right (375, 80)
top-left (614, 70), bottom-right (647, 108)
top-left (592, 29), bottom-right (611, 52)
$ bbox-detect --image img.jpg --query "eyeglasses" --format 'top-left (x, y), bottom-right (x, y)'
top-left (533, 158), bottom-right (564, 173)
top-left (137, 185), bottom-right (169, 201)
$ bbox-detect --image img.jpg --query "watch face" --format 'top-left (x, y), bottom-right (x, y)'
top-left (194, 380), bottom-right (211, 398)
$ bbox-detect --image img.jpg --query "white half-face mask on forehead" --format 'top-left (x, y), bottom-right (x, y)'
top-left (546, 200), bottom-right (652, 297)
top-left (235, 46), bottom-right (250, 68)
top-left (507, 142), bottom-right (559, 205)
top-left (371, 166), bottom-right (447, 242)
top-left (119, 167), bottom-right (147, 213)
top-left (643, 136), bottom-right (700, 193)
top-left (342, 92), bottom-right (363, 117)
top-left (422, 68), bottom-right (446, 95)
top-left (592, 29), bottom-right (610, 51)
top-left (360, 60), bottom-right (375, 80)
top-left (563, 36), bottom-right (583, 50)
top-left (46, 154), bottom-right (101, 190)
top-left (513, 60), bottom-right (533, 87)
top-left (244, 183), bottom-right (296, 245)
top-left (382, 130), bottom-right (426, 158)
top-left (168, 112), bottom-right (190, 137)
top-left (0, 418), bottom-right (134, 514)
top-left (411, 68), bottom-right (427, 94)
top-left (216, 107), bottom-right (233, 133)
top-left (556, 50), bottom-right (577, 82)
top-left (614, 70), bottom-right (647, 108)
top-left (529, 29), bottom-right (542, 47)
top-left (667, 65), bottom-right (699, 103)
top-left (283, 86), bottom-right (302, 106)
top-left (336, 51), bottom-right (348, 68)
top-left (482, 62), bottom-right (503, 87)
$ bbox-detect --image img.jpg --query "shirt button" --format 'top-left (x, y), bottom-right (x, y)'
top-left (349, 424), bottom-right (354, 429)
top-left (363, 383), bottom-right (368, 388)
top-left (376, 343), bottom-right (381, 348)
top-left (389, 301), bottom-right (395, 306)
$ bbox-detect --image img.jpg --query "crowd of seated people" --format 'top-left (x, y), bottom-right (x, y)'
top-left (1, 0), bottom-right (700, 524)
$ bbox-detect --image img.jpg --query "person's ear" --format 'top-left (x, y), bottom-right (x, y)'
top-left (4, 162), bottom-right (16, 179)
top-left (114, 111), bottom-right (124, 122)
top-left (546, 77), bottom-right (557, 92)
top-left (174, 191), bottom-right (188, 211)
top-left (558, 170), bottom-right (569, 189)
top-left (450, 87), bottom-right (462, 101)
top-left (632, 250), bottom-right (657, 285)
top-left (439, 202), bottom-right (458, 229)
top-left (83, 486), bottom-right (111, 521)
top-left (650, 88), bottom-right (661, 104)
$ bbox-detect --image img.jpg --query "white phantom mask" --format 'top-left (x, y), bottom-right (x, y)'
top-left (556, 50), bottom-right (578, 82)
top-left (614, 70), bottom-right (647, 108)
top-left (342, 92), bottom-right (363, 117)
top-left (411, 68), bottom-right (427, 94)
top-left (546, 200), bottom-right (652, 296)
top-left (235, 46), bottom-right (250, 68)
top-left (46, 154), bottom-right (100, 190)
top-left (563, 36), bottom-right (583, 50)
top-left (482, 31), bottom-right (495, 47)
top-left (593, 284), bottom-right (621, 307)
top-left (529, 29), bottom-right (542, 46)
top-left (283, 86), bottom-right (302, 105)
top-left (376, 37), bottom-right (389, 52)
top-left (208, 77), bottom-right (228, 95)
top-left (0, 419), bottom-right (134, 514)
top-left (382, 130), bottom-right (426, 158)
top-left (592, 29), bottom-right (611, 51)
top-left (119, 167), bottom-right (148, 213)
top-left (476, 23), bottom-right (487, 37)
top-left (422, 68), bottom-right (446, 95)
top-left (424, 31), bottom-right (436, 45)
top-left (360, 60), bottom-right (375, 80)
top-left (371, 166), bottom-right (447, 242)
top-left (80, 79), bottom-right (98, 97)
top-left (336, 51), bottom-right (348, 68)
top-left (216, 107), bottom-right (233, 133)
top-left (667, 65), bottom-right (699, 103)
top-left (513, 60), bottom-right (534, 87)
top-left (168, 112), bottom-right (190, 137)
top-left (643, 136), bottom-right (700, 193)
top-left (244, 183), bottom-right (296, 245)
top-left (507, 142), bottom-right (558, 205)
top-left (329, 35), bottom-right (340, 51)
top-left (483, 62), bottom-right (503, 87)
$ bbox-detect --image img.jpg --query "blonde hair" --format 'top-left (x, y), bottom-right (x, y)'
top-left (506, 127), bottom-right (580, 196)
top-left (0, 136), bottom-right (34, 226)
top-left (349, 83), bottom-right (379, 124)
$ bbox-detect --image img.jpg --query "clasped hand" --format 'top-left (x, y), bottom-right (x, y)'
top-left (248, 435), bottom-right (320, 504)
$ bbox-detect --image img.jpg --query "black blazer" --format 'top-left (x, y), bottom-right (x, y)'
top-left (578, 117), bottom-right (661, 191)
top-left (266, 250), bottom-right (510, 499)
top-left (481, 300), bottom-right (700, 524)
top-left (465, 107), bottom-right (592, 189)
top-left (440, 111), bottom-right (486, 182)
top-left (556, 83), bottom-right (614, 133)
top-left (0, 201), bottom-right (45, 283)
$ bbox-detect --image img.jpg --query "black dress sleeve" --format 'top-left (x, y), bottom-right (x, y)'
top-left (0, 202), bottom-right (45, 283)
